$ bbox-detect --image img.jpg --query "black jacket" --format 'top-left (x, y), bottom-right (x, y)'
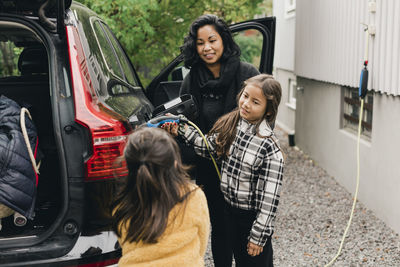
top-left (180, 61), bottom-right (259, 131)
top-left (178, 61), bottom-right (259, 179)
top-left (0, 95), bottom-right (38, 219)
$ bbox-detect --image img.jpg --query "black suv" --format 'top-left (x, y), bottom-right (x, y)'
top-left (0, 0), bottom-right (275, 266)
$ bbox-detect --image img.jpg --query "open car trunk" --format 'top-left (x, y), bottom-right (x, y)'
top-left (0, 20), bottom-right (62, 242)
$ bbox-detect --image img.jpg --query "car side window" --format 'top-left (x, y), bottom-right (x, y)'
top-left (91, 20), bottom-right (152, 120)
top-left (233, 28), bottom-right (263, 69)
top-left (101, 24), bottom-right (139, 87)
top-left (92, 21), bottom-right (124, 80)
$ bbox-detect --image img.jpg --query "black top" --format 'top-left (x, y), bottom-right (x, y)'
top-left (201, 92), bottom-right (225, 133)
top-left (180, 60), bottom-right (260, 132)
top-left (178, 60), bottom-right (259, 178)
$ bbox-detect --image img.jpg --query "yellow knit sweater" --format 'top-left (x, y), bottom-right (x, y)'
top-left (118, 185), bottom-right (210, 267)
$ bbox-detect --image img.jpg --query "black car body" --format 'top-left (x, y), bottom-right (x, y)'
top-left (0, 0), bottom-right (275, 266)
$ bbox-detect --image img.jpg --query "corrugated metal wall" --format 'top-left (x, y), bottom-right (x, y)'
top-left (295, 0), bottom-right (400, 96)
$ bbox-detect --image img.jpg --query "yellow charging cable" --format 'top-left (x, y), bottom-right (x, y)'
top-left (185, 120), bottom-right (222, 180)
top-left (325, 22), bottom-right (371, 266)
top-left (324, 99), bottom-right (364, 267)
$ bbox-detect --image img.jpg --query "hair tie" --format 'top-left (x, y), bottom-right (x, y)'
top-left (139, 160), bottom-right (146, 166)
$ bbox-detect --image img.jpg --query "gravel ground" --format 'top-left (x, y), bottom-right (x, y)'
top-left (205, 127), bottom-right (400, 267)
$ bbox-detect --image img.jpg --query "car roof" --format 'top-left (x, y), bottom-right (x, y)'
top-left (0, 0), bottom-right (72, 17)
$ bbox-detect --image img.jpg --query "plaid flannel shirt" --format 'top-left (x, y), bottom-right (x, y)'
top-left (179, 118), bottom-right (284, 247)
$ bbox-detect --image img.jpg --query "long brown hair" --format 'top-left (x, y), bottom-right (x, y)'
top-left (209, 74), bottom-right (282, 158)
top-left (111, 127), bottom-right (194, 244)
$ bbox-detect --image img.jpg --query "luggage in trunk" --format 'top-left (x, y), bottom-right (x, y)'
top-left (0, 44), bottom-right (61, 238)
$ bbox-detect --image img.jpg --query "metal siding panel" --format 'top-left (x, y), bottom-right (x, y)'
top-left (326, 1), bottom-right (335, 82)
top-left (395, 1), bottom-right (400, 95)
top-left (348, 0), bottom-right (359, 88)
top-left (349, 0), bottom-right (357, 87)
top-left (352, 0), bottom-right (365, 89)
top-left (343, 0), bottom-right (351, 85)
top-left (373, 0), bottom-right (382, 92)
top-left (380, 0), bottom-right (389, 94)
top-left (295, 0), bottom-right (400, 96)
top-left (358, 0), bottom-right (368, 87)
top-left (385, 0), bottom-right (394, 95)
top-left (387, 0), bottom-right (399, 96)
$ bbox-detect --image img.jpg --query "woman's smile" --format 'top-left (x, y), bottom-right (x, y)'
top-left (204, 53), bottom-right (215, 59)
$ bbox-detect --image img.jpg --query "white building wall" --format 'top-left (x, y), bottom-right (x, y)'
top-left (273, 0), bottom-right (296, 71)
top-left (273, 0), bottom-right (297, 133)
top-left (295, 0), bottom-right (400, 96)
top-left (293, 0), bottom-right (400, 233)
top-left (295, 77), bottom-right (400, 234)
top-left (275, 69), bottom-right (296, 134)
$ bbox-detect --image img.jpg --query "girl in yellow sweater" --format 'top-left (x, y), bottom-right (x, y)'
top-left (111, 127), bottom-right (210, 267)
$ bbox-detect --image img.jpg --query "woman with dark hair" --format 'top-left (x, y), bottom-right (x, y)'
top-left (179, 14), bottom-right (260, 267)
top-left (111, 127), bottom-right (210, 267)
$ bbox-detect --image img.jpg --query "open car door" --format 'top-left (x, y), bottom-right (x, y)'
top-left (146, 16), bottom-right (276, 108)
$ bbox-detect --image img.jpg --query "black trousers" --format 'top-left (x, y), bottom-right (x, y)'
top-left (225, 204), bottom-right (274, 267)
top-left (196, 157), bottom-right (233, 267)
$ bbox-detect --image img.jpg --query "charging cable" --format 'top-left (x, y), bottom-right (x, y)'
top-left (185, 120), bottom-right (222, 180)
top-left (324, 99), bottom-right (364, 267)
top-left (324, 25), bottom-right (369, 267)
top-left (145, 115), bottom-right (221, 180)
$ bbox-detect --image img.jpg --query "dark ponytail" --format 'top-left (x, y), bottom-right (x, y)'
top-left (111, 128), bottom-right (194, 244)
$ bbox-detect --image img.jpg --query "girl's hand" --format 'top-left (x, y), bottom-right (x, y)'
top-left (160, 122), bottom-right (179, 136)
top-left (247, 241), bottom-right (263, 257)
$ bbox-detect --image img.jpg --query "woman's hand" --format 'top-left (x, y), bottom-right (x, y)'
top-left (247, 241), bottom-right (263, 257)
top-left (160, 122), bottom-right (179, 136)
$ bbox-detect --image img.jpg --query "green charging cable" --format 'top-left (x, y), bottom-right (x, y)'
top-left (325, 23), bottom-right (371, 266)
top-left (324, 99), bottom-right (364, 267)
top-left (185, 120), bottom-right (222, 180)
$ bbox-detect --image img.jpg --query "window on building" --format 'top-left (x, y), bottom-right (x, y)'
top-left (285, 0), bottom-right (296, 19)
top-left (286, 79), bottom-right (297, 109)
top-left (342, 87), bottom-right (373, 138)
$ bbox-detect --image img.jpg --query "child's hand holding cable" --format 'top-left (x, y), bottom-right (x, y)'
top-left (160, 113), bottom-right (188, 137)
top-left (160, 121), bottom-right (179, 136)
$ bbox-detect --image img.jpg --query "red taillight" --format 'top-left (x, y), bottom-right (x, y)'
top-left (82, 124), bottom-right (129, 180)
top-left (66, 26), bottom-right (130, 181)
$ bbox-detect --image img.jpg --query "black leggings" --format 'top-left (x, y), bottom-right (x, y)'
top-left (225, 204), bottom-right (274, 267)
top-left (196, 157), bottom-right (233, 267)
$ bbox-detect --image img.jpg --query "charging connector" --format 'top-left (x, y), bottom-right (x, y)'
top-left (145, 115), bottom-right (186, 128)
top-left (143, 115), bottom-right (222, 180)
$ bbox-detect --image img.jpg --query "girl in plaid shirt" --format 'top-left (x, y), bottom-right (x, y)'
top-left (164, 74), bottom-right (284, 267)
